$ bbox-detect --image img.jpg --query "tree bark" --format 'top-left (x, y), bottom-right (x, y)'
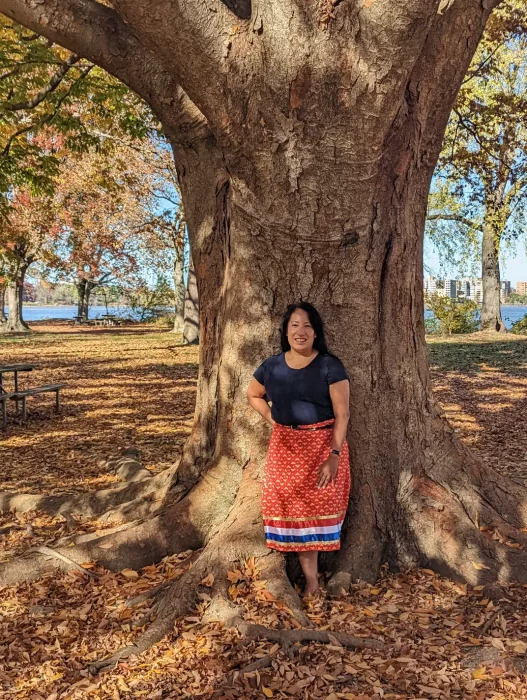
top-left (76, 279), bottom-right (87, 320)
top-left (172, 226), bottom-right (186, 333)
top-left (76, 278), bottom-right (97, 321)
top-left (1, 266), bottom-right (29, 333)
top-left (481, 221), bottom-right (506, 332)
top-left (182, 258), bottom-right (199, 344)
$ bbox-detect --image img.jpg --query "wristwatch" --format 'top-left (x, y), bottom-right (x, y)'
top-left (330, 449), bottom-right (340, 456)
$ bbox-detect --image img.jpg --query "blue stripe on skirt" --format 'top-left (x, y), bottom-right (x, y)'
top-left (265, 530), bottom-right (341, 544)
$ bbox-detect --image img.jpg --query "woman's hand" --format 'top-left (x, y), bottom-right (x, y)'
top-left (317, 454), bottom-right (339, 488)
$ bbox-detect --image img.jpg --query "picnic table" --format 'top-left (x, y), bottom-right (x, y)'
top-left (99, 314), bottom-right (123, 326)
top-left (0, 363), bottom-right (35, 398)
top-left (0, 363), bottom-right (65, 430)
top-left (0, 364), bottom-right (35, 429)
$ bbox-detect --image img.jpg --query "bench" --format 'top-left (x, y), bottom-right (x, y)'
top-left (0, 392), bottom-right (17, 430)
top-left (10, 384), bottom-right (66, 421)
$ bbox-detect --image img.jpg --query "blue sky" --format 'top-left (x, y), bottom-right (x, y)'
top-left (424, 242), bottom-right (527, 286)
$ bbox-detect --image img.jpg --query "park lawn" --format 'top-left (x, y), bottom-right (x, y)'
top-left (0, 322), bottom-right (199, 495)
top-left (1, 326), bottom-right (527, 699)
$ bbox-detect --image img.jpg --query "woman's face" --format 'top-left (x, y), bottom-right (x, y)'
top-left (287, 309), bottom-right (316, 354)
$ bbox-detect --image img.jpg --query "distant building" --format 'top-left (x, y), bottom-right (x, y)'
top-left (517, 281), bottom-right (527, 296)
top-left (424, 276), bottom-right (438, 296)
top-left (458, 279), bottom-right (472, 299)
top-left (471, 279), bottom-right (483, 303)
top-left (500, 281), bottom-right (511, 302)
top-left (444, 279), bottom-right (457, 299)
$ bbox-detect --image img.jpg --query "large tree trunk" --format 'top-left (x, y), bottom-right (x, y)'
top-left (172, 227), bottom-right (186, 333)
top-left (182, 258), bottom-right (199, 344)
top-left (2, 0), bottom-right (526, 672)
top-left (76, 278), bottom-right (97, 321)
top-left (170, 124), bottom-right (527, 592)
top-left (481, 221), bottom-right (506, 332)
top-left (1, 266), bottom-right (30, 333)
top-left (76, 279), bottom-right (87, 320)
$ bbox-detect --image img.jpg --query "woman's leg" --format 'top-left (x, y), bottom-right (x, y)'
top-left (297, 550), bottom-right (319, 596)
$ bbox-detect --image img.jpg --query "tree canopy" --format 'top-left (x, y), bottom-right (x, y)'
top-left (426, 1), bottom-right (527, 327)
top-left (0, 15), bottom-right (157, 220)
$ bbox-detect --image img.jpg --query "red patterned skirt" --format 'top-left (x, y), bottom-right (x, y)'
top-left (262, 420), bottom-right (351, 552)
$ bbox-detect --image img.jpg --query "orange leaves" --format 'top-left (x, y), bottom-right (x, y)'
top-left (200, 572), bottom-right (215, 587)
top-left (4, 555), bottom-right (527, 699)
top-left (0, 329), bottom-right (199, 495)
top-left (227, 568), bottom-right (245, 583)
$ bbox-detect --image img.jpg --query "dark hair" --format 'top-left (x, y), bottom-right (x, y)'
top-left (280, 302), bottom-right (330, 354)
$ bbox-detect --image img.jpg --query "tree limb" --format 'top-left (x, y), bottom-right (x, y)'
top-left (0, 0), bottom-right (234, 132)
top-left (1, 53), bottom-right (82, 111)
top-left (0, 0), bottom-right (209, 140)
top-left (427, 213), bottom-right (482, 231)
top-left (111, 0), bottom-right (241, 123)
top-left (407, 0), bottom-right (502, 170)
top-left (1, 65), bottom-right (93, 157)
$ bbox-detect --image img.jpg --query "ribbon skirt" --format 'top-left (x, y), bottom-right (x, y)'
top-left (262, 420), bottom-right (351, 552)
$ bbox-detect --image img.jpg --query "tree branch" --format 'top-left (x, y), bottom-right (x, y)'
top-left (1, 53), bottom-right (81, 111)
top-left (0, 0), bottom-right (237, 131)
top-left (427, 213), bottom-right (482, 231)
top-left (0, 0), bottom-right (211, 140)
top-left (407, 0), bottom-right (503, 171)
top-left (110, 0), bottom-right (242, 125)
top-left (1, 65), bottom-right (93, 157)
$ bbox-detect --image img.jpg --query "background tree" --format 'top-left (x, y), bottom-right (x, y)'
top-left (0, 189), bottom-right (61, 332)
top-left (183, 258), bottom-right (199, 344)
top-left (427, 3), bottom-right (527, 331)
top-left (0, 15), bottom-right (157, 220)
top-left (113, 140), bottom-right (187, 331)
top-left (2, 0), bottom-right (527, 672)
top-left (52, 145), bottom-right (178, 320)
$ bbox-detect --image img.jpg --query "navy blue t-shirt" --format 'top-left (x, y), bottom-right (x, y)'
top-left (253, 352), bottom-right (349, 426)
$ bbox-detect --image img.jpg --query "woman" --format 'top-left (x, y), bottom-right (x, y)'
top-left (247, 302), bottom-right (351, 596)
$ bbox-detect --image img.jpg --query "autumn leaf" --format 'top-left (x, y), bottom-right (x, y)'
top-left (200, 572), bottom-right (215, 587)
top-left (120, 568), bottom-right (139, 579)
top-left (472, 561), bottom-right (491, 571)
top-left (226, 569), bottom-right (244, 583)
top-left (472, 666), bottom-right (489, 680)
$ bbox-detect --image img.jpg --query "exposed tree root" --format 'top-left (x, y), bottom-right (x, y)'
top-left (234, 655), bottom-right (273, 675)
top-left (0, 449), bottom-right (180, 522)
top-left (328, 455), bottom-right (527, 595)
top-left (31, 545), bottom-right (99, 579)
top-left (479, 608), bottom-right (501, 636)
top-left (0, 455), bottom-right (241, 586)
top-left (87, 466), bottom-right (311, 675)
top-left (236, 621), bottom-right (386, 655)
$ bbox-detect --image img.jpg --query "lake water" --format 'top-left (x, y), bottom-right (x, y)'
top-left (4, 304), bottom-right (527, 328)
top-left (424, 305), bottom-right (527, 330)
top-left (3, 305), bottom-right (133, 322)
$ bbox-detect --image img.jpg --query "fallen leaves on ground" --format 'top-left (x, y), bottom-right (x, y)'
top-left (0, 322), bottom-right (198, 494)
top-left (2, 328), bottom-right (527, 698)
top-left (428, 332), bottom-right (527, 483)
top-left (2, 561), bottom-right (527, 698)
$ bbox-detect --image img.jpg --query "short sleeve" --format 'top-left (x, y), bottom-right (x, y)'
top-left (325, 355), bottom-right (349, 385)
top-left (253, 359), bottom-right (268, 386)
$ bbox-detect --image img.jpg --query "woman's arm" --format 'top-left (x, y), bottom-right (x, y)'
top-left (317, 379), bottom-right (350, 488)
top-left (329, 379), bottom-right (350, 452)
top-left (247, 377), bottom-right (275, 426)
